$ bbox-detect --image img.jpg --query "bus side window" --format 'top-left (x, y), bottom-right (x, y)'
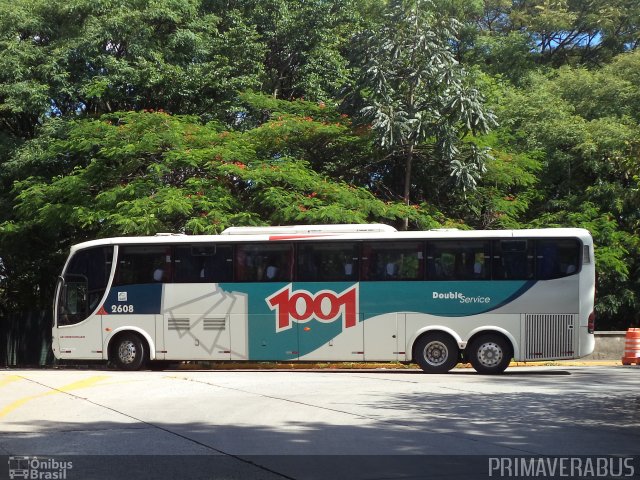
top-left (173, 246), bottom-right (199, 282)
top-left (114, 246), bottom-right (172, 286)
top-left (493, 240), bottom-right (534, 280)
top-left (536, 239), bottom-right (580, 279)
top-left (235, 244), bottom-right (293, 282)
top-left (360, 241), bottom-right (424, 281)
top-left (174, 245), bottom-right (233, 283)
top-left (427, 241), bottom-right (490, 281)
top-left (205, 245), bottom-right (233, 282)
top-left (297, 242), bottom-right (358, 282)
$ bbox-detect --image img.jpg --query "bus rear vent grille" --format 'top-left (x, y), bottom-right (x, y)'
top-left (524, 314), bottom-right (575, 360)
top-left (204, 317), bottom-right (226, 330)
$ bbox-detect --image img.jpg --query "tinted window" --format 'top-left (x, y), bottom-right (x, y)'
top-left (297, 242), bottom-right (359, 281)
top-left (114, 246), bottom-right (172, 285)
top-left (427, 240), bottom-right (490, 280)
top-left (59, 246), bottom-right (113, 325)
top-left (493, 240), bottom-right (534, 280)
top-left (174, 245), bottom-right (233, 283)
top-left (361, 242), bottom-right (424, 281)
top-left (536, 239), bottom-right (581, 279)
top-left (235, 243), bottom-right (293, 282)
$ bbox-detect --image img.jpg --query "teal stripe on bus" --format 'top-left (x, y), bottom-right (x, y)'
top-left (219, 280), bottom-right (536, 360)
top-left (100, 280), bottom-right (535, 359)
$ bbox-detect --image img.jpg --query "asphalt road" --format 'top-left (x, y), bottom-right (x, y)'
top-left (1, 365), bottom-right (639, 479)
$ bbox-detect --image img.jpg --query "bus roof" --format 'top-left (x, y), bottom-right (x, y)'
top-left (68, 226), bottom-right (593, 253)
top-left (220, 224), bottom-right (397, 235)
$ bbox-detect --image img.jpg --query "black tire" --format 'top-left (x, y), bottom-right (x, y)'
top-left (467, 334), bottom-right (512, 375)
top-left (111, 332), bottom-right (147, 371)
top-left (413, 332), bottom-right (459, 373)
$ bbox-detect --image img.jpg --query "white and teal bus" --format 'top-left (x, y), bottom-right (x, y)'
top-left (52, 224), bottom-right (595, 374)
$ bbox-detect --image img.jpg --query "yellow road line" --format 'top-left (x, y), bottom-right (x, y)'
top-left (0, 375), bottom-right (22, 388)
top-left (0, 375), bottom-right (109, 419)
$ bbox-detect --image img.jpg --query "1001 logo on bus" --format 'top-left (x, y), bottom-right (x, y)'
top-left (266, 284), bottom-right (359, 332)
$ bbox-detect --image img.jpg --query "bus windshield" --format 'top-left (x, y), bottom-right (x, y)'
top-left (57, 246), bottom-right (113, 326)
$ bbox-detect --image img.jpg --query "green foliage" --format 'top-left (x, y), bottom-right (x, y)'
top-left (455, 133), bottom-right (543, 229)
top-left (1, 104), bottom-right (441, 314)
top-left (457, 0), bottom-right (640, 69)
top-left (0, 0), bottom-right (265, 131)
top-left (346, 0), bottom-right (496, 230)
top-left (230, 0), bottom-right (363, 101)
top-left (467, 32), bottom-right (538, 84)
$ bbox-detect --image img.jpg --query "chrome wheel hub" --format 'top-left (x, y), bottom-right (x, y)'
top-left (424, 341), bottom-right (449, 366)
top-left (118, 341), bottom-right (137, 365)
top-left (477, 342), bottom-right (503, 367)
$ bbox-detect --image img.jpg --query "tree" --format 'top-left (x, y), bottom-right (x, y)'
top-left (0, 0), bottom-right (265, 134)
top-left (1, 96), bottom-right (440, 301)
top-left (449, 134), bottom-right (543, 229)
top-left (495, 54), bottom-right (640, 329)
top-left (346, 0), bottom-right (496, 229)
top-left (0, 0), bottom-right (268, 240)
top-left (509, 0), bottom-right (640, 66)
top-left (225, 0), bottom-right (364, 101)
top-left (442, 0), bottom-right (640, 84)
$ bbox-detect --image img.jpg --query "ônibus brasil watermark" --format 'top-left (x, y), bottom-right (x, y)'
top-left (488, 457), bottom-right (636, 478)
top-left (8, 456), bottom-right (73, 480)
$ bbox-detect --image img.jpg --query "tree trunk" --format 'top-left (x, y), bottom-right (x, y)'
top-left (402, 145), bottom-right (413, 231)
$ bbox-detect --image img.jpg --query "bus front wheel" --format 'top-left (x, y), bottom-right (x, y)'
top-left (111, 332), bottom-right (147, 371)
top-left (467, 334), bottom-right (511, 375)
top-left (413, 332), bottom-right (459, 374)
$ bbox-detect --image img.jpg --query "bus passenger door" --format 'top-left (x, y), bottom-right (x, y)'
top-left (55, 279), bottom-right (104, 359)
top-left (54, 245), bottom-right (113, 360)
top-left (162, 284), bottom-right (232, 360)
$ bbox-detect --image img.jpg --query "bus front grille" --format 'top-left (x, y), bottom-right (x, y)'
top-left (524, 314), bottom-right (575, 360)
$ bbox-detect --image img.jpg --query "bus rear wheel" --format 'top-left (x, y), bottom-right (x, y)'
top-left (467, 334), bottom-right (511, 375)
top-left (111, 332), bottom-right (147, 371)
top-left (414, 332), bottom-right (459, 374)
